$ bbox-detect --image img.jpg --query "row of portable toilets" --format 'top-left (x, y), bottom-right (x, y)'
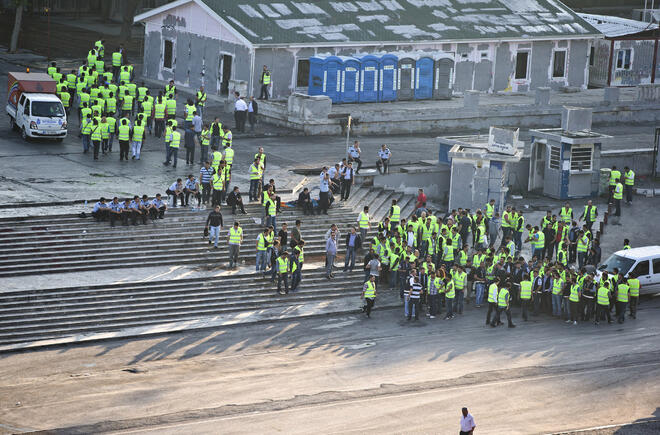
top-left (308, 54), bottom-right (455, 104)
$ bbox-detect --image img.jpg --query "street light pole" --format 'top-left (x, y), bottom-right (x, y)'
top-left (45, 7), bottom-right (50, 62)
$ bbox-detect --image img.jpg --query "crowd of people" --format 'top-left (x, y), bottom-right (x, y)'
top-left (70, 39), bottom-right (640, 322)
top-left (353, 195), bottom-right (640, 325)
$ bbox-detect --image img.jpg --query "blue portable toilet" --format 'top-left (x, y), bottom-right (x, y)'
top-left (308, 57), bottom-right (324, 97)
top-left (341, 57), bottom-right (360, 103)
top-left (323, 56), bottom-right (343, 104)
top-left (358, 55), bottom-right (379, 103)
top-left (379, 54), bottom-right (398, 102)
top-left (415, 56), bottom-right (434, 100)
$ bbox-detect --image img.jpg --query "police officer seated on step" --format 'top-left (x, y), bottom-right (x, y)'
top-left (150, 193), bottom-right (167, 219)
top-left (166, 178), bottom-right (185, 207)
top-left (92, 197), bottom-right (109, 221)
top-left (120, 199), bottom-right (136, 226)
top-left (184, 174), bottom-right (201, 207)
top-left (141, 195), bottom-right (154, 218)
top-left (129, 195), bottom-right (148, 225)
top-left (108, 197), bottom-right (124, 227)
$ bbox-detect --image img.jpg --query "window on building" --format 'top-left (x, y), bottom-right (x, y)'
top-left (549, 145), bottom-right (560, 170)
top-left (616, 49), bottom-right (632, 70)
top-left (296, 59), bottom-right (310, 88)
top-left (570, 145), bottom-right (593, 172)
top-left (515, 51), bottom-right (529, 79)
top-left (163, 39), bottom-right (173, 69)
top-left (589, 46), bottom-right (595, 66)
top-left (552, 50), bottom-right (566, 78)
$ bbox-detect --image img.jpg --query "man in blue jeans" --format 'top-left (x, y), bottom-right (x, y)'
top-left (205, 205), bottom-right (224, 248)
top-left (472, 264), bottom-right (486, 307)
top-left (325, 232), bottom-right (337, 279)
top-left (343, 227), bottom-right (361, 272)
top-left (255, 228), bottom-right (269, 274)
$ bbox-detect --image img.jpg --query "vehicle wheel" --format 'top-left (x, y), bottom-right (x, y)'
top-left (9, 117), bottom-right (16, 131)
top-left (21, 127), bottom-right (29, 141)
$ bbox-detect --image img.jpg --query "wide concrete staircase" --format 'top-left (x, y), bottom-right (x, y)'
top-left (0, 185), bottom-right (416, 347)
top-left (0, 186), bottom-right (416, 278)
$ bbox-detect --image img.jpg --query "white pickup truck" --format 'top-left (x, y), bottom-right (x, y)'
top-left (7, 72), bottom-right (67, 141)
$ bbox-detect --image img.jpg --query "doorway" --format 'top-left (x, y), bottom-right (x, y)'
top-left (218, 54), bottom-right (232, 95)
top-left (528, 141), bottom-right (546, 192)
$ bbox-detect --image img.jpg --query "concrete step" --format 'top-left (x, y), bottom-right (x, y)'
top-left (345, 186), bottom-right (373, 209)
top-left (0, 281), bottom-right (361, 323)
top-left (0, 226), bottom-right (368, 257)
top-left (0, 216), bottom-right (360, 245)
top-left (0, 208), bottom-right (355, 235)
top-left (0, 290), bottom-right (358, 344)
top-left (368, 189), bottom-right (396, 222)
top-left (0, 275), bottom-right (360, 310)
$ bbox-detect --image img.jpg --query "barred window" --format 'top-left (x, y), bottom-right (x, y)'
top-left (570, 145), bottom-right (593, 172)
top-left (549, 145), bottom-right (560, 170)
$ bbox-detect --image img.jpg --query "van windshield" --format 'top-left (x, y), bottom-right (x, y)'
top-left (32, 101), bottom-right (65, 118)
top-left (598, 254), bottom-right (635, 275)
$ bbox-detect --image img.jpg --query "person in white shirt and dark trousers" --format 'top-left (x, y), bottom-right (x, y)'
top-left (348, 140), bottom-right (362, 173)
top-left (377, 144), bottom-right (391, 174)
top-left (166, 178), bottom-right (184, 207)
top-left (460, 407), bottom-right (476, 435)
top-left (340, 161), bottom-right (355, 200)
top-left (233, 93), bottom-right (248, 133)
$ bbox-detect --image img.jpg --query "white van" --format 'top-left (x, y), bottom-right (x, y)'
top-left (598, 246), bottom-right (660, 294)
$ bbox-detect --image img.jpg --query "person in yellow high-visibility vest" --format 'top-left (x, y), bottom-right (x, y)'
top-left (117, 118), bottom-right (131, 161)
top-left (276, 250), bottom-right (290, 295)
top-left (362, 275), bottom-right (377, 317)
top-left (248, 158), bottom-right (261, 202)
top-left (164, 125), bottom-right (180, 167)
top-left (259, 65), bottom-right (271, 100)
top-left (612, 177), bottom-right (623, 222)
top-left (196, 85), bottom-right (207, 119)
top-left (227, 221), bottom-right (243, 269)
top-left (608, 165), bottom-right (621, 200)
top-left (623, 166), bottom-right (635, 204)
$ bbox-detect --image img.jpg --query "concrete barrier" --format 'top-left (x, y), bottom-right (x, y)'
top-left (604, 87), bottom-right (620, 105)
top-left (464, 90), bottom-right (480, 110)
top-left (535, 87), bottom-right (550, 106)
top-left (287, 93), bottom-right (332, 120)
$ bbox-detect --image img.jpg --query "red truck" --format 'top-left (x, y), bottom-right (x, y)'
top-left (7, 71), bottom-right (67, 141)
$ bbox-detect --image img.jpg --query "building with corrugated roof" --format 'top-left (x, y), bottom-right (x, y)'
top-left (579, 13), bottom-right (660, 87)
top-left (134, 0), bottom-right (600, 99)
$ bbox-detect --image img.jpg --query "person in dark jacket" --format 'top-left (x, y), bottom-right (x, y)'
top-left (226, 186), bottom-right (247, 214)
top-left (298, 188), bottom-right (313, 215)
top-left (343, 226), bottom-right (362, 272)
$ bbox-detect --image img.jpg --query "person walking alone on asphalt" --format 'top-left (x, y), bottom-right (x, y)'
top-left (459, 407), bottom-right (476, 435)
top-left (205, 205), bottom-right (224, 249)
top-left (326, 231), bottom-right (337, 279)
top-left (362, 275), bottom-right (376, 318)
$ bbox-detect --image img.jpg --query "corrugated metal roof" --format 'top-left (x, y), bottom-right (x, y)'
top-left (139, 0), bottom-right (600, 46)
top-left (578, 13), bottom-right (658, 38)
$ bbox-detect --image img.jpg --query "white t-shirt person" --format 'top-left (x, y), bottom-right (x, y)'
top-left (460, 408), bottom-right (476, 435)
